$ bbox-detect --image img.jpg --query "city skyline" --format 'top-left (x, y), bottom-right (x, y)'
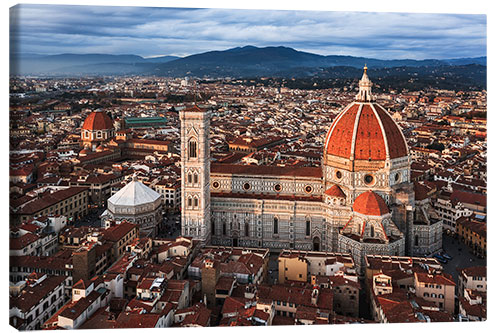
top-left (10, 4), bottom-right (486, 60)
top-left (7, 2), bottom-right (489, 330)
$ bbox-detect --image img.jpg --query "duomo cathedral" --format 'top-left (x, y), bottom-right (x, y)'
top-left (180, 68), bottom-right (442, 269)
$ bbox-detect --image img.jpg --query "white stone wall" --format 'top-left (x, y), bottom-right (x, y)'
top-left (210, 197), bottom-right (350, 252)
top-left (338, 234), bottom-right (405, 273)
top-left (180, 109), bottom-right (211, 241)
top-left (412, 221), bottom-right (443, 256)
top-left (210, 174), bottom-right (323, 196)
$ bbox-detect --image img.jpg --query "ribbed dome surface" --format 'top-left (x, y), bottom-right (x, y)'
top-left (82, 111), bottom-right (113, 131)
top-left (352, 190), bottom-right (389, 216)
top-left (324, 103), bottom-right (407, 161)
top-left (324, 68), bottom-right (408, 162)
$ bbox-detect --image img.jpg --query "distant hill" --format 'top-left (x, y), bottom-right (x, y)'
top-left (155, 45), bottom-right (485, 77)
top-left (10, 53), bottom-right (179, 75)
top-left (142, 55), bottom-right (181, 63)
top-left (10, 46), bottom-right (486, 83)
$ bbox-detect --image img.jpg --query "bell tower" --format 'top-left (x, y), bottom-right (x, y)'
top-left (180, 105), bottom-right (211, 242)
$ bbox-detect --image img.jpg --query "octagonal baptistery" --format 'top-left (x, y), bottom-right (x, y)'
top-left (105, 176), bottom-right (162, 237)
top-left (323, 67), bottom-right (411, 205)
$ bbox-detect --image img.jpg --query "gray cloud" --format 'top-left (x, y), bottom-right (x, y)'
top-left (10, 4), bottom-right (486, 59)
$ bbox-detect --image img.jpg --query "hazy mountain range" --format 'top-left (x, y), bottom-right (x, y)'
top-left (10, 45), bottom-right (486, 79)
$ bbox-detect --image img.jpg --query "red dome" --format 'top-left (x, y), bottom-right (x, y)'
top-left (352, 190), bottom-right (389, 216)
top-left (325, 184), bottom-right (346, 198)
top-left (82, 111), bottom-right (113, 131)
top-left (325, 103), bottom-right (407, 161)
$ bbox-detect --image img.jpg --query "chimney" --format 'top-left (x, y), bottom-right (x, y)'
top-left (311, 288), bottom-right (319, 306)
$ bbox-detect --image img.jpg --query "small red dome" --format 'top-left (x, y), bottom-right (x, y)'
top-left (353, 190), bottom-right (389, 216)
top-left (82, 111), bottom-right (113, 131)
top-left (325, 184), bottom-right (346, 198)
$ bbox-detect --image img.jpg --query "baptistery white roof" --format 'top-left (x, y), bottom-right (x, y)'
top-left (108, 177), bottom-right (161, 207)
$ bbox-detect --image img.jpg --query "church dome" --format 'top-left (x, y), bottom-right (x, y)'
top-left (352, 190), bottom-right (389, 216)
top-left (324, 184), bottom-right (346, 198)
top-left (324, 67), bottom-right (408, 162)
top-left (82, 110), bottom-right (113, 131)
top-left (108, 176), bottom-right (161, 207)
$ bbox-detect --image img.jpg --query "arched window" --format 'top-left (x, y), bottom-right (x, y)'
top-left (245, 222), bottom-right (249, 237)
top-left (193, 197), bottom-right (198, 207)
top-left (187, 172), bottom-right (192, 184)
top-left (193, 173), bottom-right (198, 184)
top-left (273, 217), bottom-right (279, 234)
top-left (223, 223), bottom-right (227, 236)
top-left (211, 220), bottom-right (215, 235)
top-left (306, 218), bottom-right (311, 236)
top-left (415, 235), bottom-right (419, 246)
top-left (188, 140), bottom-right (197, 158)
top-left (424, 292), bottom-right (429, 297)
top-left (370, 225), bottom-right (375, 238)
top-left (187, 197), bottom-right (192, 207)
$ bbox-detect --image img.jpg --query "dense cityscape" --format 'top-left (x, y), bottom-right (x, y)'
top-left (8, 69), bottom-right (487, 329)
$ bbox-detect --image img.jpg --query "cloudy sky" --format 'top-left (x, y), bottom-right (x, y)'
top-left (9, 3), bottom-right (486, 60)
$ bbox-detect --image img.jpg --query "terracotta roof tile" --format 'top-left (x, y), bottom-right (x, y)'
top-left (324, 184), bottom-right (346, 198)
top-left (10, 276), bottom-right (66, 313)
top-left (82, 111), bottom-right (113, 131)
top-left (352, 191), bottom-right (389, 216)
top-left (373, 104), bottom-right (408, 159)
top-left (354, 104), bottom-right (386, 160)
top-left (102, 222), bottom-right (137, 243)
top-left (325, 102), bottom-right (408, 161)
top-left (211, 163), bottom-right (322, 178)
top-left (115, 313), bottom-right (161, 328)
top-left (460, 266), bottom-right (486, 278)
top-left (415, 272), bottom-right (456, 286)
top-left (10, 233), bottom-right (40, 250)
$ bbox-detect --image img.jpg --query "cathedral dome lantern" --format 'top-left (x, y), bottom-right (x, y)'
top-left (355, 65), bottom-right (375, 102)
top-left (324, 68), bottom-right (408, 163)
